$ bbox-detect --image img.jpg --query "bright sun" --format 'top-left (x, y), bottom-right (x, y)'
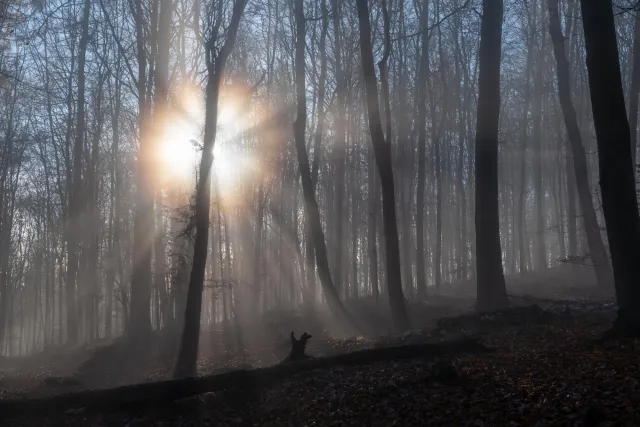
top-left (157, 82), bottom-right (251, 201)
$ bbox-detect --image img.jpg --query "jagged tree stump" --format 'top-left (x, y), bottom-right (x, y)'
top-left (284, 331), bottom-right (312, 362)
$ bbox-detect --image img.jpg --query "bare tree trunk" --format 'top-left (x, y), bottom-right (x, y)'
top-left (564, 0), bottom-right (578, 261)
top-left (154, 0), bottom-right (173, 329)
top-left (349, 136), bottom-right (359, 299)
top-left (305, 0), bottom-right (328, 303)
top-left (375, 0), bottom-right (392, 302)
top-left (517, 4), bottom-right (534, 274)
top-left (367, 148), bottom-right (379, 304)
top-left (547, 0), bottom-right (613, 290)
top-left (174, 0), bottom-right (248, 379)
top-left (474, 0), bottom-right (509, 312)
top-left (432, 2), bottom-right (447, 291)
top-left (291, 0), bottom-right (357, 332)
top-left (415, 0), bottom-right (429, 299)
top-left (66, 0), bottom-right (91, 344)
top-left (628, 16), bottom-right (640, 168)
top-left (532, 0), bottom-right (547, 270)
top-left (580, 0), bottom-right (640, 331)
top-left (330, 0), bottom-right (347, 297)
top-left (130, 0), bottom-right (153, 340)
top-left (86, 74), bottom-right (106, 342)
top-left (356, 0), bottom-right (409, 331)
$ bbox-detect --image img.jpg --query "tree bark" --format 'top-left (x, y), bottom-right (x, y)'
top-left (629, 15), bottom-right (640, 167)
top-left (356, 0), bottom-right (409, 331)
top-left (415, 0), bottom-right (429, 299)
top-left (291, 0), bottom-right (357, 332)
top-left (330, 0), bottom-right (346, 297)
top-left (547, 0), bottom-right (613, 290)
top-left (580, 0), bottom-right (640, 330)
top-left (130, 0), bottom-right (153, 340)
top-left (474, 0), bottom-right (509, 312)
top-left (517, 9), bottom-right (533, 274)
top-left (532, 0), bottom-right (547, 270)
top-left (66, 0), bottom-right (91, 344)
top-left (174, 0), bottom-right (248, 379)
top-left (153, 0), bottom-right (173, 329)
top-left (305, 0), bottom-right (328, 303)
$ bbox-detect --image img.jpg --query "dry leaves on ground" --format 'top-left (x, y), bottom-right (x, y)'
top-left (3, 305), bottom-right (639, 426)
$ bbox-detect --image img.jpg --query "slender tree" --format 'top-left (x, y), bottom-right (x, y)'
top-left (415, 0), bottom-right (429, 299)
top-left (356, 0), bottom-right (409, 331)
top-left (291, 0), bottom-right (357, 331)
top-left (66, 0), bottom-right (91, 344)
top-left (130, 0), bottom-right (154, 340)
top-left (174, 0), bottom-right (249, 379)
top-left (547, 0), bottom-right (613, 290)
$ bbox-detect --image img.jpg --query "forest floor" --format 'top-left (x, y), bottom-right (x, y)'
top-left (0, 272), bottom-right (637, 426)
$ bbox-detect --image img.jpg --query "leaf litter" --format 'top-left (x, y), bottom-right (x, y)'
top-left (2, 300), bottom-right (639, 426)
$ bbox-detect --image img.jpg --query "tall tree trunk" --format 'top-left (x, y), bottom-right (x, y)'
top-left (291, 0), bottom-right (356, 330)
top-left (174, 0), bottom-right (248, 379)
top-left (517, 4), bottom-right (534, 274)
top-left (564, 0), bottom-right (578, 260)
top-left (565, 147), bottom-right (578, 257)
top-left (349, 137), bottom-right (359, 299)
top-left (130, 0), bottom-right (153, 340)
top-left (367, 151), bottom-right (379, 303)
top-left (547, 0), bottom-right (613, 290)
top-left (628, 16), bottom-right (640, 168)
top-left (154, 0), bottom-right (173, 329)
top-left (252, 181), bottom-right (264, 312)
top-left (580, 0), bottom-right (640, 331)
top-left (432, 3), bottom-right (446, 291)
top-left (356, 0), bottom-right (409, 331)
top-left (415, 0), bottom-right (429, 298)
top-left (532, 0), bottom-right (547, 270)
top-left (330, 0), bottom-right (346, 296)
top-left (66, 0), bottom-right (91, 344)
top-left (304, 0), bottom-right (327, 303)
top-left (474, 0), bottom-right (509, 312)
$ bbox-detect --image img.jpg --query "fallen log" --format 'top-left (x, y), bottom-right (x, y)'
top-left (0, 337), bottom-right (493, 418)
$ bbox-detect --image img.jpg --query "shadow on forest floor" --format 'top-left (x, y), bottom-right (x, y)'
top-left (1, 293), bottom-right (633, 426)
top-left (0, 264), bottom-right (618, 410)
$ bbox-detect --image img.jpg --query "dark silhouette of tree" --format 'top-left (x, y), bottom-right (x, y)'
top-left (415, 0), bottom-right (429, 299)
top-left (291, 0), bottom-right (357, 332)
top-left (547, 0), bottom-right (613, 291)
top-left (129, 0), bottom-right (154, 340)
top-left (474, 0), bottom-right (509, 312)
top-left (356, 0), bottom-right (409, 331)
top-left (580, 0), bottom-right (640, 332)
top-left (174, 0), bottom-right (249, 379)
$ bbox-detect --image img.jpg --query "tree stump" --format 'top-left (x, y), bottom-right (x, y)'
top-left (284, 331), bottom-right (312, 362)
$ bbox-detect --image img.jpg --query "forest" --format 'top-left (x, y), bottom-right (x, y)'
top-left (0, 0), bottom-right (640, 425)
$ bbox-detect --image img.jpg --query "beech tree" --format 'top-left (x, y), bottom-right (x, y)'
top-left (356, 0), bottom-right (409, 331)
top-left (174, 0), bottom-right (249, 379)
top-left (474, 0), bottom-right (509, 311)
top-left (580, 0), bottom-right (640, 332)
top-left (547, 0), bottom-right (613, 291)
top-left (291, 0), bottom-right (356, 332)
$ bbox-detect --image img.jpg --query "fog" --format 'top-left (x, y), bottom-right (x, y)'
top-left (0, 0), bottom-right (632, 403)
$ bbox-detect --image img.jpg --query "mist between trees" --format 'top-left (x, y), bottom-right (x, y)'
top-left (0, 0), bottom-right (639, 378)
